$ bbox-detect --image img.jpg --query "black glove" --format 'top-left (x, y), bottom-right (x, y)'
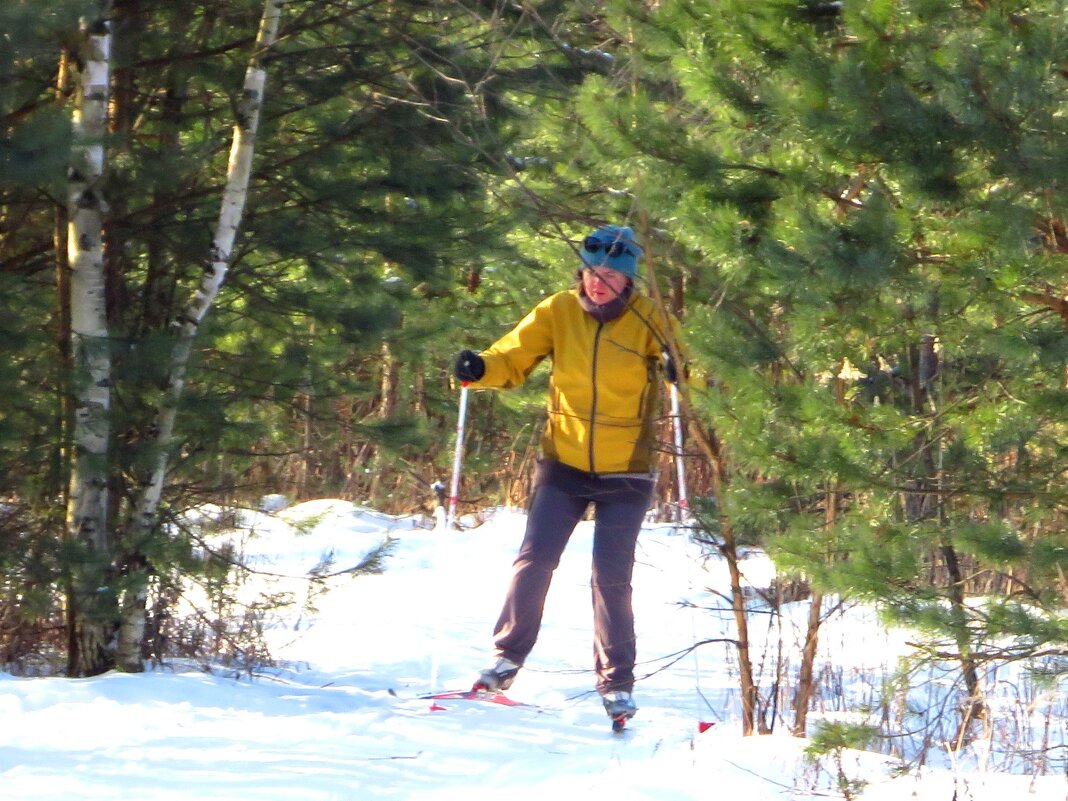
top-left (662, 350), bottom-right (679, 384)
top-left (455, 349), bottom-right (485, 382)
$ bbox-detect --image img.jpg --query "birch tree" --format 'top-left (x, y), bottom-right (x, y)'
top-left (114, 0), bottom-right (286, 671)
top-left (65, 2), bottom-right (114, 678)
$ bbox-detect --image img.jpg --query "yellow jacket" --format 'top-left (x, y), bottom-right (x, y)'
top-left (470, 288), bottom-right (675, 475)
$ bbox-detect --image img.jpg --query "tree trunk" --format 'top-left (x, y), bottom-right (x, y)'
top-left (793, 478), bottom-right (837, 738)
top-left (793, 375), bottom-right (849, 736)
top-left (637, 215), bottom-right (758, 735)
top-left (692, 422), bottom-right (758, 735)
top-left (367, 341), bottom-right (397, 502)
top-left (792, 587), bottom-right (824, 736)
top-left (65, 4), bottom-right (115, 678)
top-left (54, 48), bottom-right (75, 500)
top-left (116, 0), bottom-right (286, 669)
top-left (940, 541), bottom-right (984, 737)
top-left (909, 328), bottom-right (985, 738)
top-left (723, 519), bottom-right (760, 735)
top-left (299, 340), bottom-right (315, 499)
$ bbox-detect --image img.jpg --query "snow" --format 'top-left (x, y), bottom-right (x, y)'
top-left (1, 501), bottom-right (1065, 801)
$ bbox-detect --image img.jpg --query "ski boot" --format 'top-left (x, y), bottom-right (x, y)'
top-left (473, 656), bottom-right (521, 692)
top-left (602, 690), bottom-right (637, 733)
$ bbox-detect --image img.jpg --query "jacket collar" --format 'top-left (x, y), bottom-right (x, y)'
top-left (577, 284), bottom-right (633, 323)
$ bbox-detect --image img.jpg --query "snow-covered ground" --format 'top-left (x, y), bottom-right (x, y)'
top-left (0, 500), bottom-right (1065, 800)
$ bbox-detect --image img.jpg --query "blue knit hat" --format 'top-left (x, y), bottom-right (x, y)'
top-left (579, 225), bottom-right (643, 279)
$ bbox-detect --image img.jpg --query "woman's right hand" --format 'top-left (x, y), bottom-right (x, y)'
top-left (455, 350), bottom-right (485, 382)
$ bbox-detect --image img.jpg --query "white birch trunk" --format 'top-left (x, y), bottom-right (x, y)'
top-left (118, 0), bottom-right (286, 666)
top-left (66, 7), bottom-right (114, 676)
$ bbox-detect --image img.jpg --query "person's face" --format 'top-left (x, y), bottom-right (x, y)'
top-left (581, 266), bottom-right (630, 305)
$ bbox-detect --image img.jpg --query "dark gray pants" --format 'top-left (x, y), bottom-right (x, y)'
top-left (492, 460), bottom-right (654, 694)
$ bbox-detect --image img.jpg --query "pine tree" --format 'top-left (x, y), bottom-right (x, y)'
top-left (583, 0), bottom-right (1068, 739)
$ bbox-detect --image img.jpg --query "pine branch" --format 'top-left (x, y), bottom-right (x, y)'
top-left (1019, 288), bottom-right (1068, 326)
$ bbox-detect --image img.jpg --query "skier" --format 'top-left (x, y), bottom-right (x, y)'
top-left (453, 223), bottom-right (680, 728)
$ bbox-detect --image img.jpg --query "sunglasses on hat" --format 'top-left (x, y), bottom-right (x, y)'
top-left (583, 236), bottom-right (632, 257)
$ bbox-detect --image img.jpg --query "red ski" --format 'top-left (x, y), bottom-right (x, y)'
top-left (420, 688), bottom-right (538, 712)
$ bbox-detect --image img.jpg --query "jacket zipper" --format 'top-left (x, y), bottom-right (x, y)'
top-left (588, 320), bottom-right (604, 474)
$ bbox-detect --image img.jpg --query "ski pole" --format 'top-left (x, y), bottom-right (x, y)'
top-left (669, 381), bottom-right (688, 525)
top-left (445, 383), bottom-right (470, 530)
